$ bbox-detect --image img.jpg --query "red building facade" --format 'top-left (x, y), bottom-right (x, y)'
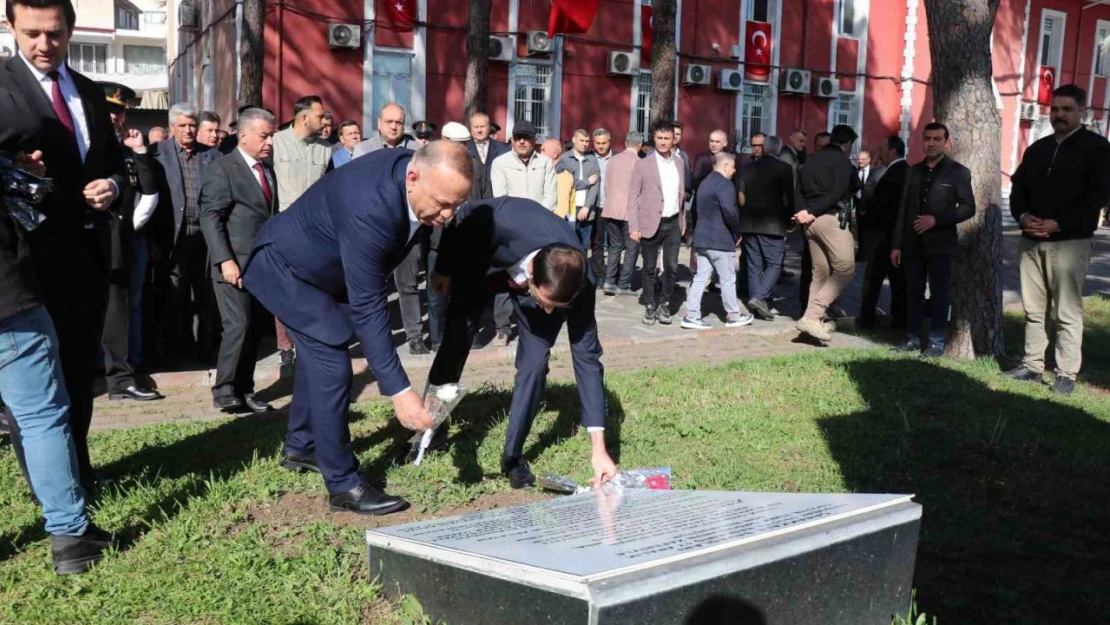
top-left (171, 0), bottom-right (1110, 193)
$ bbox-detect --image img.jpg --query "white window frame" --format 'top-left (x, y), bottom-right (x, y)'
top-left (1034, 9), bottom-right (1066, 110)
top-left (371, 48), bottom-right (415, 120)
top-left (835, 0), bottom-right (860, 40)
top-left (734, 0), bottom-right (782, 145)
top-left (69, 43), bottom-right (108, 75)
top-left (510, 61), bottom-right (556, 140)
top-left (745, 0), bottom-right (771, 23)
top-left (630, 0), bottom-right (652, 134)
top-left (361, 0), bottom-right (427, 135)
top-left (634, 72), bottom-right (652, 136)
top-left (738, 82), bottom-right (773, 150)
top-left (1095, 24), bottom-right (1110, 78)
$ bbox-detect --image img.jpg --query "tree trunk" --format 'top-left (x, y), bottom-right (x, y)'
top-left (238, 0), bottom-right (265, 109)
top-left (923, 0), bottom-right (1005, 359)
top-left (648, 0), bottom-right (678, 128)
top-left (463, 0), bottom-right (492, 118)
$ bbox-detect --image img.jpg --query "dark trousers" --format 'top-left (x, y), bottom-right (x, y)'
top-left (905, 252), bottom-right (953, 345)
top-left (493, 292), bottom-right (513, 334)
top-left (798, 230), bottom-right (812, 309)
top-left (102, 264), bottom-right (137, 392)
top-left (168, 225), bottom-right (218, 360)
top-left (859, 232), bottom-right (907, 328)
top-left (426, 249), bottom-right (447, 345)
top-left (575, 218), bottom-right (597, 283)
top-left (640, 215), bottom-right (681, 311)
top-left (394, 241), bottom-right (423, 342)
top-left (604, 218), bottom-right (638, 290)
top-left (212, 280), bottom-right (265, 399)
top-left (589, 216), bottom-right (606, 280)
top-left (743, 234), bottom-right (786, 303)
top-left (283, 323), bottom-right (361, 494)
top-left (428, 280), bottom-right (605, 460)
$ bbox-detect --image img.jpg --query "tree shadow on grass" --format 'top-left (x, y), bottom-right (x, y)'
top-left (824, 358), bottom-right (1110, 624)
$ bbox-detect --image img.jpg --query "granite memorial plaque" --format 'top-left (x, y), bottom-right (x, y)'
top-left (367, 491), bottom-right (921, 625)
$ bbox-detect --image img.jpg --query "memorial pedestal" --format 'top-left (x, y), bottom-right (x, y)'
top-left (367, 491), bottom-right (921, 625)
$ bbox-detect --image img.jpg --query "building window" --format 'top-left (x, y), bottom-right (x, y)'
top-left (371, 52), bottom-right (412, 119)
top-left (1096, 26), bottom-right (1110, 77)
top-left (124, 45), bottom-right (165, 75)
top-left (747, 0), bottom-right (770, 22)
top-left (1039, 13), bottom-right (1065, 69)
top-left (634, 72), bottom-right (652, 135)
top-left (831, 92), bottom-right (860, 135)
top-left (116, 2), bottom-right (140, 30)
top-left (143, 10), bottom-right (167, 25)
top-left (69, 43), bottom-right (108, 74)
top-left (739, 83), bottom-right (773, 150)
top-left (837, 0), bottom-right (858, 37)
top-left (512, 63), bottom-right (554, 140)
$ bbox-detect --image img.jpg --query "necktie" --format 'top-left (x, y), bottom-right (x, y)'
top-left (47, 71), bottom-right (76, 138)
top-left (254, 162), bottom-right (273, 208)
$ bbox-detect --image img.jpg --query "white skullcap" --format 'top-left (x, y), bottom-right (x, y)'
top-left (441, 121), bottom-right (471, 143)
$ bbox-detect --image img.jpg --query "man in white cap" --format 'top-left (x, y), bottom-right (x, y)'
top-left (441, 122), bottom-right (471, 143)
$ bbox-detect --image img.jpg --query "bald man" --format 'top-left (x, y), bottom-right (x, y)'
top-left (689, 129), bottom-right (730, 275)
top-left (353, 103), bottom-right (418, 157)
top-left (540, 137), bottom-right (563, 161)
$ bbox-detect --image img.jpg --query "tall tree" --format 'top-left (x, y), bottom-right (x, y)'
top-left (463, 0), bottom-right (492, 118)
top-left (648, 0), bottom-right (677, 127)
top-left (924, 0), bottom-right (1004, 358)
top-left (238, 0), bottom-right (265, 108)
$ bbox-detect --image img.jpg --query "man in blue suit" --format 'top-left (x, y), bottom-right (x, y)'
top-left (242, 141), bottom-right (473, 515)
top-left (428, 197), bottom-right (619, 489)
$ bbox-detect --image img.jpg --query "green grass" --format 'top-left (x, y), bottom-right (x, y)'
top-left (3, 299), bottom-right (1110, 624)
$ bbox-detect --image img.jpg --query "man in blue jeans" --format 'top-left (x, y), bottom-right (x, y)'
top-left (681, 152), bottom-right (754, 329)
top-left (1, 83), bottom-right (112, 572)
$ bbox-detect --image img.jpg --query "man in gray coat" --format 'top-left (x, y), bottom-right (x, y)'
top-left (352, 102), bottom-right (418, 157)
top-left (556, 129), bottom-right (602, 280)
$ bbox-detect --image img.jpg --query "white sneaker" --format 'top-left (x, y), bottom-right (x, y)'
top-left (680, 316), bottom-right (712, 330)
top-left (726, 313), bottom-right (755, 328)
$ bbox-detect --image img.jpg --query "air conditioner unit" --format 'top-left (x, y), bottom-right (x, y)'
top-left (683, 64), bottom-right (711, 86)
top-left (607, 51), bottom-right (638, 76)
top-left (489, 36), bottom-right (514, 62)
top-left (177, 1), bottom-right (197, 30)
top-left (779, 68), bottom-right (811, 95)
top-left (718, 69), bottom-right (743, 91)
top-left (813, 76), bottom-right (839, 99)
top-left (327, 24), bottom-right (361, 49)
top-left (525, 31), bottom-right (553, 56)
top-left (1019, 102), bottom-right (1037, 121)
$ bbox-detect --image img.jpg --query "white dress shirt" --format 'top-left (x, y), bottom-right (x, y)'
top-left (238, 148), bottom-right (277, 200)
top-left (19, 53), bottom-right (90, 162)
top-left (596, 152), bottom-right (612, 208)
top-left (857, 165), bottom-right (870, 199)
top-left (572, 153), bottom-right (588, 209)
top-left (655, 151), bottom-right (681, 218)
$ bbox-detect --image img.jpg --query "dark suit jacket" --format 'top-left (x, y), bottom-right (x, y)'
top-left (200, 149), bottom-right (277, 282)
top-left (737, 156), bottom-right (796, 237)
top-left (863, 159), bottom-right (909, 241)
top-left (148, 139), bottom-right (222, 254)
top-left (0, 85), bottom-right (42, 321)
top-left (105, 145), bottom-right (158, 277)
top-left (892, 156), bottom-right (975, 256)
top-left (854, 165), bottom-right (884, 220)
top-left (467, 140), bottom-right (509, 201)
top-left (692, 172), bottom-right (740, 251)
top-left (0, 57), bottom-right (126, 265)
top-left (243, 149), bottom-right (423, 396)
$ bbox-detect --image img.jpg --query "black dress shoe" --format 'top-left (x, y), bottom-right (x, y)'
top-left (243, 393), bottom-right (272, 413)
top-left (52, 523), bottom-right (113, 575)
top-left (279, 349), bottom-right (296, 379)
top-left (108, 385), bottom-right (164, 402)
top-left (81, 469), bottom-right (115, 492)
top-left (892, 340), bottom-right (921, 354)
top-left (748, 299), bottom-right (775, 321)
top-left (213, 395), bottom-right (245, 413)
top-left (921, 343), bottom-right (945, 359)
top-left (328, 483), bottom-right (408, 515)
top-left (501, 457), bottom-right (536, 490)
top-left (280, 452), bottom-right (321, 474)
top-left (408, 338), bottom-right (431, 355)
top-left (1003, 365), bottom-right (1042, 383)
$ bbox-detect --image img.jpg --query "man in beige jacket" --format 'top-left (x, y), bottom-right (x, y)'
top-left (601, 131), bottom-right (643, 295)
top-left (490, 121), bottom-right (558, 211)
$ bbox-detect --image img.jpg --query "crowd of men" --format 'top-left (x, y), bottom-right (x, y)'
top-left (1, 0), bottom-right (1107, 577)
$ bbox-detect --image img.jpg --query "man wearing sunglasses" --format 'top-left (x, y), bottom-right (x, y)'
top-left (428, 197), bottom-right (618, 490)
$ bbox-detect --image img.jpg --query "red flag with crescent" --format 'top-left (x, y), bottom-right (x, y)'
top-left (641, 5), bottom-right (654, 67)
top-left (379, 0), bottom-right (417, 33)
top-left (548, 0), bottom-right (603, 37)
top-left (1038, 66), bottom-right (1056, 106)
top-left (745, 21), bottom-right (772, 83)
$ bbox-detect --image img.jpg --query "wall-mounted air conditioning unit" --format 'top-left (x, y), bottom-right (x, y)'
top-left (813, 77), bottom-right (839, 99)
top-left (607, 51), bottom-right (638, 76)
top-left (526, 31), bottom-right (553, 56)
top-left (177, 1), bottom-right (197, 30)
top-left (683, 64), bottom-right (711, 86)
top-left (1019, 103), bottom-right (1037, 121)
top-left (489, 36), bottom-right (514, 62)
top-left (328, 24), bottom-right (361, 49)
top-left (780, 68), bottom-right (811, 95)
top-left (718, 69), bottom-right (743, 91)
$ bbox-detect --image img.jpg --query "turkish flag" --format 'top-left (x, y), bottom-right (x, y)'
top-left (548, 0), bottom-right (602, 37)
top-left (745, 21), bottom-right (772, 83)
top-left (641, 5), bottom-right (653, 67)
top-left (380, 0), bottom-right (417, 33)
top-left (1038, 66), bottom-right (1056, 106)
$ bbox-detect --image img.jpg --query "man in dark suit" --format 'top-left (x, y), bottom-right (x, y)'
top-left (891, 123), bottom-right (976, 357)
top-left (466, 111), bottom-right (512, 346)
top-left (852, 149), bottom-right (883, 248)
top-left (200, 108), bottom-right (278, 414)
top-left (1, 0), bottom-right (129, 486)
top-left (427, 197), bottom-right (618, 489)
top-left (858, 136), bottom-right (909, 330)
top-left (242, 141), bottom-right (473, 515)
top-left (737, 135), bottom-right (796, 321)
top-left (148, 103), bottom-right (223, 366)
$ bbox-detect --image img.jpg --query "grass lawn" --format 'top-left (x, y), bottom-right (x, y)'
top-left (3, 298), bottom-right (1110, 624)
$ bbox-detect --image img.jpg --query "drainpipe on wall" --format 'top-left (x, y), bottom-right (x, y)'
top-left (235, 0), bottom-right (243, 105)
